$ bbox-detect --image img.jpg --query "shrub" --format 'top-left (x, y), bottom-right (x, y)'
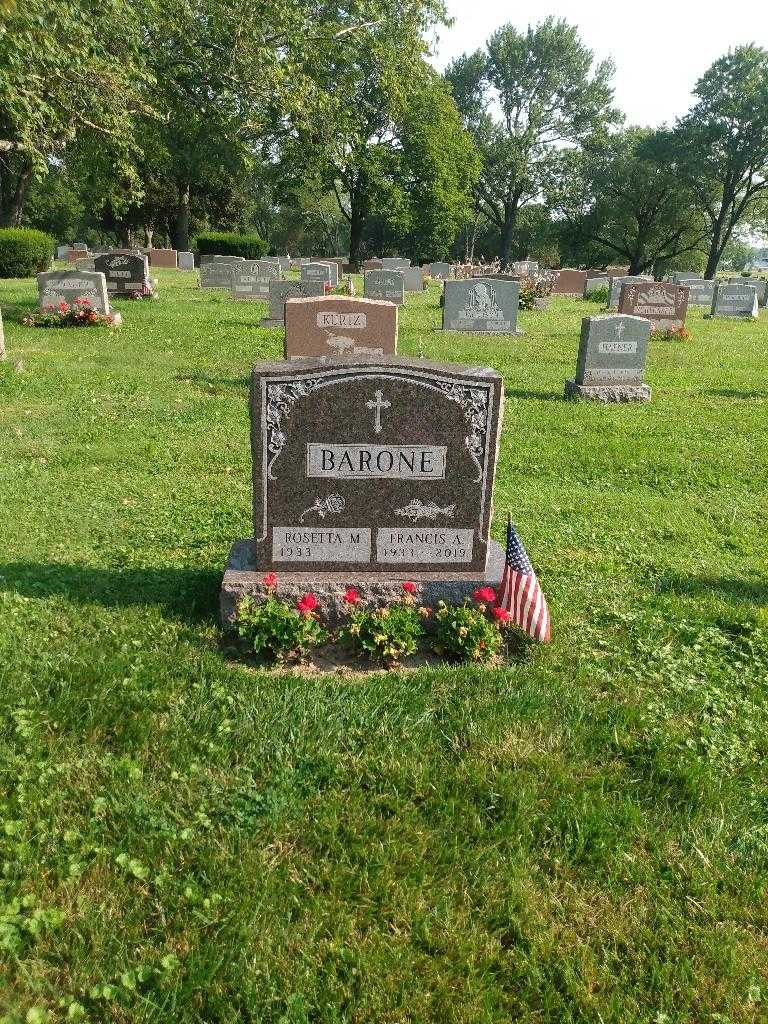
top-left (194, 232), bottom-right (268, 261)
top-left (0, 228), bottom-right (54, 278)
top-left (340, 584), bottom-right (425, 666)
top-left (236, 584), bottom-right (328, 664)
top-left (432, 597), bottom-right (504, 664)
top-left (585, 285), bottom-right (609, 305)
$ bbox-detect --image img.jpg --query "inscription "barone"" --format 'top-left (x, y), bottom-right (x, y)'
top-left (317, 312), bottom-right (367, 329)
top-left (306, 444), bottom-right (446, 479)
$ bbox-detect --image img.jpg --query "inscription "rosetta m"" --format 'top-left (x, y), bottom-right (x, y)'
top-left (306, 443), bottom-right (446, 479)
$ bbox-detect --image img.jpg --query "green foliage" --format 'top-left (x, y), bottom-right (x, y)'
top-left (0, 227), bottom-right (53, 277)
top-left (432, 600), bottom-right (503, 663)
top-left (584, 284), bottom-right (609, 305)
top-left (341, 600), bottom-right (424, 665)
top-left (236, 594), bottom-right (328, 664)
top-left (194, 232), bottom-right (268, 260)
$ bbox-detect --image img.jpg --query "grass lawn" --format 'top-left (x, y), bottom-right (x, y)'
top-left (0, 270), bottom-right (766, 1023)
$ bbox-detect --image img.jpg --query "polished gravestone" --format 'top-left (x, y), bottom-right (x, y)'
top-left (565, 314), bottom-right (651, 402)
top-left (709, 283), bottom-right (759, 319)
top-left (553, 269), bottom-right (588, 296)
top-left (443, 279), bottom-right (521, 334)
top-left (260, 279), bottom-right (326, 327)
top-left (231, 260), bottom-right (281, 301)
top-left (94, 252), bottom-right (149, 297)
top-left (221, 357), bottom-right (505, 622)
top-left (618, 280), bottom-right (689, 329)
top-left (283, 296), bottom-right (397, 359)
top-left (364, 269), bottom-right (405, 305)
top-left (37, 269), bottom-right (111, 313)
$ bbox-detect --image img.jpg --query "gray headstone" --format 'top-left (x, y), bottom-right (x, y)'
top-left (231, 260), bottom-right (282, 301)
top-left (584, 276), bottom-right (609, 296)
top-left (381, 257), bottom-right (411, 271)
top-left (73, 257), bottom-right (96, 272)
top-left (94, 252), bottom-right (149, 296)
top-left (200, 258), bottom-right (245, 288)
top-left (565, 314), bottom-right (651, 402)
top-left (727, 277), bottom-right (768, 307)
top-left (510, 261), bottom-right (539, 277)
top-left (402, 267), bottom-right (424, 292)
top-left (37, 269), bottom-right (111, 314)
top-left (56, 245), bottom-right (69, 260)
top-left (685, 280), bottom-right (716, 306)
top-left (608, 275), bottom-right (653, 308)
top-left (177, 251), bottom-right (195, 271)
top-left (364, 270), bottom-right (405, 305)
top-left (260, 279), bottom-right (326, 327)
top-left (199, 254), bottom-right (246, 266)
top-left (710, 283), bottom-right (759, 319)
top-left (425, 262), bottom-right (452, 280)
top-left (301, 263), bottom-right (334, 287)
top-left (442, 279), bottom-right (521, 334)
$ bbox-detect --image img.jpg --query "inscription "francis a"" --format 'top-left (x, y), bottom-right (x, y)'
top-left (306, 443), bottom-right (447, 479)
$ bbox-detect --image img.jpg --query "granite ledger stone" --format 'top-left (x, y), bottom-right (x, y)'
top-left (283, 296), bottom-right (397, 359)
top-left (565, 314), bottom-right (651, 402)
top-left (443, 278), bottom-right (521, 334)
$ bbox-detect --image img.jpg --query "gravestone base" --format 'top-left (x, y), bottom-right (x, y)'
top-left (220, 538), bottom-right (505, 629)
top-left (259, 317), bottom-right (284, 328)
top-left (564, 379), bottom-right (651, 403)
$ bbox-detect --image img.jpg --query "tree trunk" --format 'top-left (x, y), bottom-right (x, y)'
top-left (172, 184), bottom-right (191, 251)
top-left (349, 194), bottom-right (364, 270)
top-left (704, 202), bottom-right (730, 279)
top-left (498, 199), bottom-right (518, 267)
top-left (0, 156), bottom-right (32, 227)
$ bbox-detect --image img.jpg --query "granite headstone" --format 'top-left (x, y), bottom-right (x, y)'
top-left (364, 269), bottom-right (405, 305)
top-left (37, 269), bottom-right (111, 314)
top-left (442, 279), bottom-right (521, 334)
top-left (618, 281), bottom-right (689, 329)
top-left (565, 314), bottom-right (651, 402)
top-left (261, 279), bottom-right (326, 327)
top-left (283, 296), bottom-right (397, 359)
top-left (709, 283), bottom-right (759, 319)
top-left (94, 252), bottom-right (148, 296)
top-left (200, 258), bottom-right (245, 288)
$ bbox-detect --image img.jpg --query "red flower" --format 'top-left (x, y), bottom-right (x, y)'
top-left (343, 587), bottom-right (360, 605)
top-left (296, 593), bottom-right (319, 615)
top-left (491, 606), bottom-right (511, 624)
top-left (58, 302), bottom-right (69, 312)
top-left (262, 572), bottom-right (278, 589)
top-left (402, 581), bottom-right (417, 594)
top-left (74, 297), bottom-right (91, 306)
top-left (473, 586), bottom-right (497, 604)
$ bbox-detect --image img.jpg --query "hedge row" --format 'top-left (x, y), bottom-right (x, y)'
top-left (194, 232), bottom-right (269, 260)
top-left (0, 228), bottom-right (54, 278)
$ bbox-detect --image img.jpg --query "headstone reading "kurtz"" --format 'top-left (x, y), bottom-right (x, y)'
top-left (283, 296), bottom-right (397, 359)
top-left (709, 283), bottom-right (759, 319)
top-left (364, 269), bottom-right (405, 305)
top-left (260, 279), bottom-right (326, 327)
top-left (219, 356), bottom-right (505, 622)
top-left (443, 279), bottom-right (521, 334)
top-left (565, 314), bottom-right (651, 402)
top-left (94, 252), bottom-right (148, 297)
top-left (619, 280), bottom-right (689, 330)
top-left (37, 269), bottom-right (111, 314)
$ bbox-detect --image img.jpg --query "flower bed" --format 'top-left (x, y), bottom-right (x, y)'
top-left (23, 299), bottom-right (120, 328)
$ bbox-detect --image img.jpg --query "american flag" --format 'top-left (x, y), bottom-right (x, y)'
top-left (496, 516), bottom-right (551, 643)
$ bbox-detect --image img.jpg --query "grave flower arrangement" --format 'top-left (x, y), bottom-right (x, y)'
top-left (22, 298), bottom-right (119, 328)
top-left (339, 582), bottom-right (426, 667)
top-left (124, 279), bottom-right (155, 300)
top-left (236, 574), bottom-right (328, 663)
top-left (651, 324), bottom-right (692, 341)
top-left (518, 272), bottom-right (557, 311)
top-left (431, 588), bottom-right (508, 664)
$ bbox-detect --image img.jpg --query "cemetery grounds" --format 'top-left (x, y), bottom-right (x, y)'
top-left (0, 270), bottom-right (766, 1022)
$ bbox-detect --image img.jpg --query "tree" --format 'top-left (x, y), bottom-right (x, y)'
top-left (676, 45), bottom-right (768, 278)
top-left (446, 17), bottom-right (619, 265)
top-left (555, 129), bottom-right (705, 275)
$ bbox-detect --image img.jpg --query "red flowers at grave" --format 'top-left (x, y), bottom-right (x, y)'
top-left (343, 587), bottom-right (360, 605)
top-left (402, 581), bottom-right (417, 594)
top-left (74, 297), bottom-right (91, 306)
top-left (491, 606), bottom-right (511, 624)
top-left (473, 587), bottom-right (497, 604)
top-left (296, 593), bottom-right (319, 616)
top-left (58, 302), bottom-right (69, 312)
top-left (262, 571), bottom-right (277, 589)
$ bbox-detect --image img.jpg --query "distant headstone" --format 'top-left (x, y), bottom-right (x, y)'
top-left (177, 251), bottom-right (195, 271)
top-left (565, 314), bottom-right (651, 402)
top-left (56, 245), bottom-right (69, 260)
top-left (685, 280), bottom-right (716, 306)
top-left (443, 278), bottom-right (521, 334)
top-left (312, 258), bottom-right (345, 281)
top-left (553, 269), bottom-right (588, 296)
top-left (37, 269), bottom-right (110, 314)
top-left (709, 283), bottom-right (759, 319)
top-left (94, 252), bottom-right (149, 297)
top-left (618, 280), bottom-right (689, 329)
top-left (510, 260), bottom-right (538, 277)
top-left (728, 277), bottom-right (768, 307)
top-left (73, 257), bottom-right (96, 272)
top-left (364, 269), bottom-right (405, 305)
top-left (671, 272), bottom-right (700, 283)
top-left (363, 259), bottom-right (383, 272)
top-left (425, 262), bottom-right (452, 280)
top-left (584, 276), bottom-right (609, 296)
top-left (402, 267), bottom-right (424, 292)
top-left (260, 279), bottom-right (326, 327)
top-left (381, 258), bottom-right (411, 271)
top-left (148, 248), bottom-right (177, 268)
top-left (231, 260), bottom-right (281, 301)
top-left (238, 356), bottom-right (504, 578)
top-left (301, 262), bottom-right (334, 287)
top-left (199, 254), bottom-right (245, 266)
top-left (607, 275), bottom-right (652, 308)
top-left (200, 258), bottom-right (245, 288)
top-left (284, 295), bottom-right (397, 359)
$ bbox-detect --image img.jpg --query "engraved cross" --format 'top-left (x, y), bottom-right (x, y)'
top-left (614, 320), bottom-right (626, 340)
top-left (366, 389), bottom-right (390, 434)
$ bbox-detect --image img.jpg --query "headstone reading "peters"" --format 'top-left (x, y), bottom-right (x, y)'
top-left (565, 314), bottom-right (651, 402)
top-left (260, 279), bottom-right (326, 327)
top-left (709, 283), bottom-right (759, 319)
top-left (364, 269), bottom-right (405, 305)
top-left (94, 252), bottom-right (148, 297)
top-left (619, 280), bottom-right (689, 330)
top-left (37, 269), bottom-right (111, 313)
top-left (283, 296), bottom-right (397, 359)
top-left (443, 279), bottom-right (521, 334)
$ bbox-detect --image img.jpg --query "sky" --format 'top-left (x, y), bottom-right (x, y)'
top-left (430, 0), bottom-right (768, 128)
